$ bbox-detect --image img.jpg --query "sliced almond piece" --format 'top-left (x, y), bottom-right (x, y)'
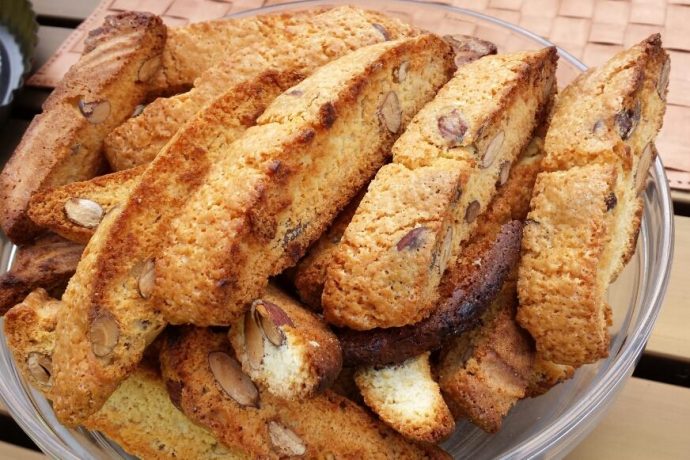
top-left (378, 91), bottom-right (401, 133)
top-left (396, 226), bottom-right (427, 251)
top-left (438, 109), bottom-right (468, 147)
top-left (481, 130), bottom-right (505, 168)
top-left (64, 198), bottom-right (104, 228)
top-left (78, 99), bottom-right (111, 124)
top-left (372, 23), bottom-right (390, 41)
top-left (208, 351), bottom-right (259, 408)
top-left (393, 61), bottom-right (409, 83)
top-left (465, 200), bottom-right (480, 223)
top-left (137, 258), bottom-right (155, 299)
top-left (268, 421), bottom-right (307, 456)
top-left (254, 300), bottom-right (293, 347)
top-left (90, 311), bottom-right (119, 357)
top-left (244, 309), bottom-right (264, 370)
top-left (27, 352), bottom-right (52, 385)
top-left (137, 54), bottom-right (161, 82)
top-left (636, 143), bottom-right (654, 193)
top-left (498, 161), bottom-right (511, 186)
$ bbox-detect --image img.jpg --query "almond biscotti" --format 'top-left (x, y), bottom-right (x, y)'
top-left (517, 164), bottom-right (617, 366)
top-left (541, 34), bottom-right (668, 283)
top-left (103, 6), bottom-right (418, 171)
top-left (160, 327), bottom-right (449, 459)
top-left (49, 70), bottom-right (301, 426)
top-left (323, 47), bottom-right (558, 330)
top-left (0, 234), bottom-right (83, 315)
top-left (28, 166), bottom-right (143, 244)
top-left (355, 353), bottom-right (455, 443)
top-left (0, 12), bottom-right (166, 244)
top-left (228, 284), bottom-right (342, 400)
top-left (518, 35), bottom-right (668, 367)
top-left (152, 35), bottom-right (455, 326)
top-left (438, 281), bottom-right (534, 433)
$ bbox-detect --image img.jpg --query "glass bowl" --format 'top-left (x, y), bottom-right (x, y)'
top-left (0, 1), bottom-right (674, 458)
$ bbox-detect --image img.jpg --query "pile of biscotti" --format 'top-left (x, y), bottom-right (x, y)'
top-left (0, 5), bottom-right (668, 458)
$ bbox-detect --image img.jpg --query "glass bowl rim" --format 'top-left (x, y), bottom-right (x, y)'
top-left (0, 1), bottom-right (675, 458)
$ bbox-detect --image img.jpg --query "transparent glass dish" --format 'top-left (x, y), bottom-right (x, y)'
top-left (0, 1), bottom-right (674, 458)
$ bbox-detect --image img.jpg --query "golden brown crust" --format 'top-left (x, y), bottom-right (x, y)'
top-left (160, 327), bottom-right (449, 459)
top-left (355, 353), bottom-right (455, 443)
top-left (228, 284), bottom-right (342, 400)
top-left (438, 281), bottom-right (534, 433)
top-left (0, 12), bottom-right (166, 244)
top-left (0, 234), bottom-right (83, 315)
top-left (152, 35), bottom-right (455, 327)
top-left (525, 357), bottom-right (575, 397)
top-left (50, 71), bottom-right (301, 426)
top-left (28, 167), bottom-right (143, 244)
top-left (104, 6), bottom-right (419, 171)
top-left (323, 47), bottom-right (558, 330)
top-left (517, 164), bottom-right (617, 366)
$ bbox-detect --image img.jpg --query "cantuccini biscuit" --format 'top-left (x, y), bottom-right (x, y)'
top-left (323, 47), bottom-right (557, 330)
top-left (103, 6), bottom-right (418, 171)
top-left (355, 353), bottom-right (455, 443)
top-left (228, 284), bottom-right (342, 400)
top-left (518, 35), bottom-right (668, 367)
top-left (0, 234), bottom-right (83, 315)
top-left (541, 34), bottom-right (668, 283)
top-left (438, 281), bottom-right (534, 433)
top-left (28, 166), bottom-right (143, 244)
top-left (160, 327), bottom-right (449, 459)
top-left (152, 34), bottom-right (455, 326)
top-left (0, 12), bottom-right (166, 244)
top-left (518, 164), bottom-right (617, 366)
top-left (50, 70), bottom-right (301, 426)
top-left (526, 357), bottom-right (575, 398)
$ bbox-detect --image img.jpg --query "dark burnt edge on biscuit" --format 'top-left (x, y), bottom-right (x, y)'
top-left (338, 220), bottom-right (523, 366)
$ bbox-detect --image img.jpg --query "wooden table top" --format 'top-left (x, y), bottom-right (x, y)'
top-left (0, 1), bottom-right (688, 458)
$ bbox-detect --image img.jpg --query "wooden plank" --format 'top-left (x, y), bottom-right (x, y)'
top-left (33, 26), bottom-right (73, 73)
top-left (671, 189), bottom-right (690, 205)
top-left (645, 215), bottom-right (690, 361)
top-left (568, 377), bottom-right (690, 459)
top-left (31, 0), bottom-right (101, 22)
top-left (0, 441), bottom-right (45, 460)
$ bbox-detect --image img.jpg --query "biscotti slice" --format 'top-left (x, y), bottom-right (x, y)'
top-left (3, 289), bottom-right (62, 394)
top-left (87, 365), bottom-right (246, 460)
top-left (323, 47), bottom-right (558, 330)
top-left (0, 234), bottom-right (83, 315)
top-left (228, 284), bottom-right (342, 400)
top-left (543, 34), bottom-right (668, 283)
top-left (104, 6), bottom-right (418, 171)
top-left (49, 71), bottom-right (302, 427)
top-left (291, 189), bottom-right (365, 310)
top-left (438, 281), bottom-right (534, 433)
top-left (161, 327), bottom-right (449, 459)
top-left (0, 12), bottom-right (166, 244)
top-left (152, 35), bottom-right (455, 326)
top-left (517, 164), bottom-right (617, 366)
top-left (27, 166), bottom-right (143, 244)
top-left (355, 353), bottom-right (455, 443)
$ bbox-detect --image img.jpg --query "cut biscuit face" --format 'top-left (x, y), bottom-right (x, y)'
top-left (355, 353), bottom-right (455, 443)
top-left (228, 285), bottom-right (342, 400)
